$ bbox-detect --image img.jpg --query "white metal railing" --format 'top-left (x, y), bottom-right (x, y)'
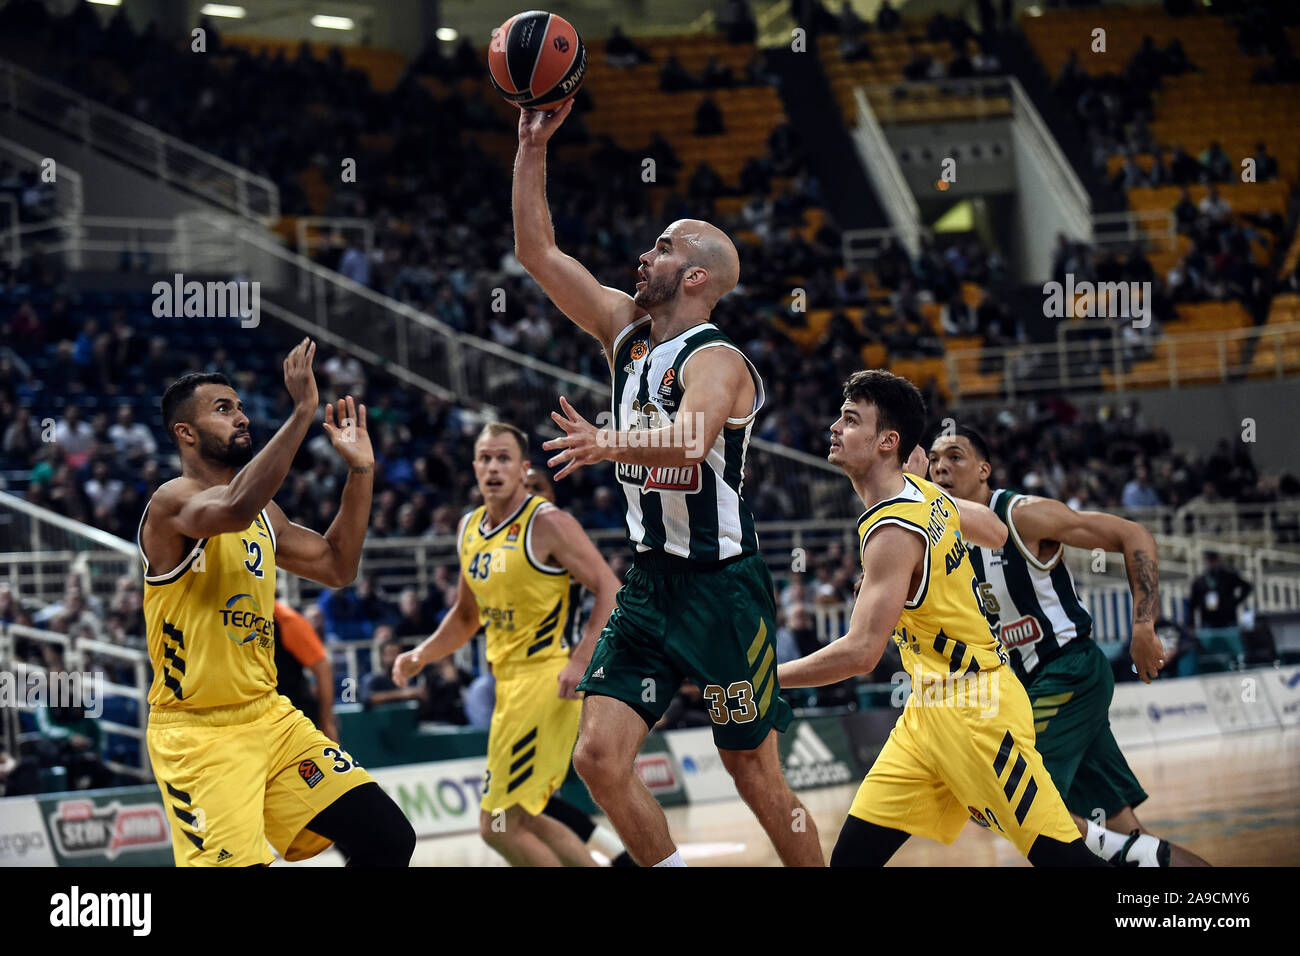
top-left (0, 59), bottom-right (278, 221)
top-left (946, 320), bottom-right (1300, 401)
top-left (0, 133), bottom-right (84, 267)
top-left (857, 77), bottom-right (1014, 124)
top-left (1092, 209), bottom-right (1178, 253)
top-left (852, 86), bottom-right (921, 256)
top-left (0, 193), bottom-right (17, 266)
top-left (1, 624), bottom-right (151, 782)
top-left (1007, 74), bottom-right (1092, 240)
top-left (294, 217), bottom-right (375, 296)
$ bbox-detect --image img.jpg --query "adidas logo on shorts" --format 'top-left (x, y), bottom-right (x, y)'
top-left (592, 667), bottom-right (605, 678)
top-left (216, 848), bottom-right (233, 863)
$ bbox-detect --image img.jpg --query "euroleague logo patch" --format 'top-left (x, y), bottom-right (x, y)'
top-left (553, 36), bottom-right (570, 53)
top-left (298, 760), bottom-right (324, 789)
top-left (968, 806), bottom-right (991, 828)
top-left (629, 340), bottom-right (648, 361)
top-left (506, 522), bottom-right (521, 542)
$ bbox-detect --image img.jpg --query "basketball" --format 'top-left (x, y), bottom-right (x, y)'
top-left (487, 9), bottom-right (587, 111)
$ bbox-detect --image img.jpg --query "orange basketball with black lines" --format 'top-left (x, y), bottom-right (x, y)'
top-left (487, 10), bottom-right (587, 111)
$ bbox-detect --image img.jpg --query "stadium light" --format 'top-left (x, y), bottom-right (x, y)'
top-left (311, 15), bottom-right (355, 30)
top-left (200, 4), bottom-right (247, 17)
top-left (436, 27), bottom-right (458, 42)
top-left (86, 0), bottom-right (122, 6)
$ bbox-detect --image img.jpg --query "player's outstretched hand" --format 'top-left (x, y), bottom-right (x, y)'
top-left (392, 650), bottom-right (423, 687)
top-left (543, 395), bottom-right (607, 481)
top-left (1129, 622), bottom-right (1165, 684)
top-left (322, 395), bottom-right (374, 472)
top-left (283, 337), bottom-right (318, 411)
top-left (518, 98), bottom-right (574, 148)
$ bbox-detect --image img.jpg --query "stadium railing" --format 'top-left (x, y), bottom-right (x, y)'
top-left (0, 58), bottom-right (279, 222)
top-left (1, 623), bottom-right (151, 783)
top-left (850, 86), bottom-right (922, 256)
top-left (945, 321), bottom-right (1300, 400)
top-left (0, 132), bottom-right (83, 266)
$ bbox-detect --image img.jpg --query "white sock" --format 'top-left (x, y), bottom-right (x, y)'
top-left (1120, 831), bottom-right (1165, 867)
top-left (589, 825), bottom-right (626, 860)
top-left (1084, 820), bottom-right (1123, 861)
top-left (652, 850), bottom-right (686, 867)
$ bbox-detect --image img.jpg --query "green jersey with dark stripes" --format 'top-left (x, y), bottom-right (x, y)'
top-left (610, 317), bottom-right (764, 562)
top-left (967, 489), bottom-right (1093, 682)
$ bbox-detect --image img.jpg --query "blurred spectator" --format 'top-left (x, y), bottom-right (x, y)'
top-left (694, 95), bottom-right (725, 135)
top-left (1188, 551), bottom-right (1252, 669)
top-left (107, 404), bottom-right (156, 462)
top-left (605, 25), bottom-right (653, 67)
top-left (362, 639), bottom-right (427, 709)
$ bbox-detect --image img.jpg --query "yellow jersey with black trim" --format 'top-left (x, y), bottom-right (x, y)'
top-left (857, 474), bottom-right (1007, 682)
top-left (138, 503), bottom-right (278, 711)
top-left (459, 495), bottom-right (574, 668)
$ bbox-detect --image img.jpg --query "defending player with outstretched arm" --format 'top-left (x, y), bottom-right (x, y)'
top-left (139, 338), bottom-right (414, 867)
top-left (779, 370), bottom-right (1102, 867)
top-left (928, 426), bottom-right (1210, 866)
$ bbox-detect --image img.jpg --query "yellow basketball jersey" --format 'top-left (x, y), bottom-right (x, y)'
top-left (458, 495), bottom-right (573, 668)
top-left (858, 475), bottom-right (1007, 682)
top-left (139, 504), bottom-right (278, 711)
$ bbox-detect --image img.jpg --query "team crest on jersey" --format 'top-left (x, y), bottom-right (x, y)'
top-left (629, 340), bottom-right (648, 360)
top-left (506, 523), bottom-right (520, 542)
top-left (298, 760), bottom-right (324, 788)
top-left (999, 614), bottom-right (1043, 648)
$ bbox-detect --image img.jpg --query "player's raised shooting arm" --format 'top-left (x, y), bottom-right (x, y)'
top-left (513, 108), bottom-right (641, 354)
top-left (532, 507), bottom-right (619, 667)
top-left (952, 496), bottom-right (1007, 549)
top-left (777, 525), bottom-right (923, 688)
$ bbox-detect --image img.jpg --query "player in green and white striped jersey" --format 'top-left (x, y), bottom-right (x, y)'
top-left (511, 101), bottom-right (822, 868)
top-left (928, 425), bottom-right (1209, 867)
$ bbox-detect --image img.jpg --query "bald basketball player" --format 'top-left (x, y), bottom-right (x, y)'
top-left (513, 100), bottom-right (823, 867)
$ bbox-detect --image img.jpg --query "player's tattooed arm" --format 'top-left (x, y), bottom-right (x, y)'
top-left (1012, 496), bottom-right (1165, 682)
top-left (778, 525), bottom-right (922, 688)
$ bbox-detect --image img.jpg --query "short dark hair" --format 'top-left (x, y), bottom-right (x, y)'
top-left (842, 370), bottom-right (926, 466)
top-left (947, 424), bottom-right (991, 462)
top-left (161, 372), bottom-right (232, 446)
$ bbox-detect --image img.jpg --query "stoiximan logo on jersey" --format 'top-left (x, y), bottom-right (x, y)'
top-left (999, 614), bottom-right (1043, 649)
top-left (47, 800), bottom-right (170, 861)
top-left (218, 593), bottom-right (273, 647)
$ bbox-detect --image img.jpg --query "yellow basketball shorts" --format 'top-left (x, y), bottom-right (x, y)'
top-left (848, 667), bottom-right (1081, 857)
top-left (146, 692), bottom-right (373, 866)
top-left (481, 659), bottom-right (581, 817)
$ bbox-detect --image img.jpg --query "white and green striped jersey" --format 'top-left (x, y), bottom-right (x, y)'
top-left (967, 489), bottom-right (1093, 680)
top-left (609, 316), bottom-right (764, 562)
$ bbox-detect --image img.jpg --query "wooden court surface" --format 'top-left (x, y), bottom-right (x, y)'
top-left (291, 726), bottom-right (1300, 867)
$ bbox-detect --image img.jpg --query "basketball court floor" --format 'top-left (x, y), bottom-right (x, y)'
top-left (290, 726), bottom-right (1299, 866)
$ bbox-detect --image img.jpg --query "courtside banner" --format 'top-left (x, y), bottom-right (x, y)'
top-left (0, 796), bottom-right (58, 866)
top-left (1201, 671), bottom-right (1280, 732)
top-left (1139, 676), bottom-right (1218, 743)
top-left (1108, 682), bottom-right (1156, 748)
top-left (635, 732), bottom-right (687, 808)
top-left (36, 786), bottom-right (172, 866)
top-left (1259, 664), bottom-right (1300, 727)
top-left (370, 757), bottom-right (487, 839)
top-left (776, 716), bottom-right (856, 790)
top-left (664, 726), bottom-right (739, 804)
